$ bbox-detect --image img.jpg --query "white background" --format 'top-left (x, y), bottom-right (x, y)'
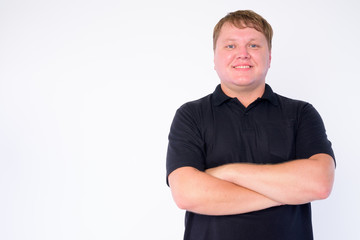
top-left (1, 0), bottom-right (359, 239)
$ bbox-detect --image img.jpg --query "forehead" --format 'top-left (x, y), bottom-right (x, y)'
top-left (218, 23), bottom-right (266, 41)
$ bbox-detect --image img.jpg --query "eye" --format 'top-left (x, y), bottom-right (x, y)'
top-left (226, 44), bottom-right (236, 49)
top-left (249, 44), bottom-right (259, 48)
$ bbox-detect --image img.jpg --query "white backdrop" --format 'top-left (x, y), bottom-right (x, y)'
top-left (1, 0), bottom-right (359, 239)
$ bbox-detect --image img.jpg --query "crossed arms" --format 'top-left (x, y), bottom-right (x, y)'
top-left (168, 153), bottom-right (335, 216)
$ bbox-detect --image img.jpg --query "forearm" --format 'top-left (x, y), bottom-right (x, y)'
top-left (168, 167), bottom-right (282, 216)
top-left (206, 154), bottom-right (335, 205)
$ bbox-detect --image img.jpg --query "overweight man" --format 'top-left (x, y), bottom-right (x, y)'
top-left (166, 10), bottom-right (335, 240)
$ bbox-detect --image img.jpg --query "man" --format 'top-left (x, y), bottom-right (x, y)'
top-left (166, 10), bottom-right (335, 240)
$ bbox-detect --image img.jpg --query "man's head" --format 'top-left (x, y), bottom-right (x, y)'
top-left (213, 10), bottom-right (273, 51)
top-left (213, 10), bottom-right (273, 100)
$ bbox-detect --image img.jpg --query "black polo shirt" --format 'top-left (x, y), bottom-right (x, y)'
top-left (166, 84), bottom-right (335, 240)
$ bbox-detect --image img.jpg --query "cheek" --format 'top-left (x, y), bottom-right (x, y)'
top-left (215, 53), bottom-right (233, 67)
top-left (255, 53), bottom-right (271, 69)
top-left (214, 55), bottom-right (230, 76)
top-left (214, 55), bottom-right (223, 71)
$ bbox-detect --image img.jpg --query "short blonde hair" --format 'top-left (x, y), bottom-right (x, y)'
top-left (213, 10), bottom-right (273, 50)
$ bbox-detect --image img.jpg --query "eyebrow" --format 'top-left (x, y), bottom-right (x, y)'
top-left (222, 38), bottom-right (259, 42)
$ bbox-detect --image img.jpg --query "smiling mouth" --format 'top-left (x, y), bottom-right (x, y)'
top-left (233, 65), bottom-right (252, 69)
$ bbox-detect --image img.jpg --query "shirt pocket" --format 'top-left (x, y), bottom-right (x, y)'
top-left (264, 120), bottom-right (296, 164)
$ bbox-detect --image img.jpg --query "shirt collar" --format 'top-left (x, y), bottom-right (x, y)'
top-left (213, 84), bottom-right (231, 106)
top-left (261, 84), bottom-right (279, 106)
top-left (213, 84), bottom-right (279, 107)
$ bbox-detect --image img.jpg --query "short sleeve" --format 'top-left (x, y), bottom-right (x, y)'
top-left (166, 104), bottom-right (206, 185)
top-left (295, 103), bottom-right (335, 161)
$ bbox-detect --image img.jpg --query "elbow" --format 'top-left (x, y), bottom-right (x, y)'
top-left (169, 180), bottom-right (195, 211)
top-left (314, 181), bottom-right (333, 200)
top-left (172, 191), bottom-right (187, 210)
top-left (289, 176), bottom-right (334, 204)
top-left (316, 169), bottom-right (335, 200)
top-left (287, 182), bottom-right (333, 205)
top-left (174, 197), bottom-right (192, 211)
top-left (171, 189), bottom-right (198, 211)
top-left (310, 154), bottom-right (335, 200)
top-left (168, 167), bottom-right (204, 212)
top-left (311, 173), bottom-right (334, 201)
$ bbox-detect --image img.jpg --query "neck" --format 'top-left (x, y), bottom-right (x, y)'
top-left (220, 83), bottom-right (266, 108)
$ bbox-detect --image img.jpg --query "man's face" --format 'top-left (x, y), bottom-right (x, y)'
top-left (214, 23), bottom-right (271, 94)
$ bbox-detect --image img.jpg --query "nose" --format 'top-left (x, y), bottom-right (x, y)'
top-left (236, 47), bottom-right (250, 59)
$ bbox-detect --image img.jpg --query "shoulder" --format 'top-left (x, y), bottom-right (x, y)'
top-left (273, 92), bottom-right (316, 116)
top-left (176, 93), bottom-right (213, 120)
top-left (272, 92), bottom-right (326, 134)
top-left (275, 92), bottom-right (309, 108)
top-left (264, 84), bottom-right (312, 114)
top-left (176, 84), bottom-right (225, 114)
top-left (266, 88), bottom-right (324, 127)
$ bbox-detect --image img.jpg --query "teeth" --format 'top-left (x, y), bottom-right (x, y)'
top-left (234, 66), bottom-right (251, 69)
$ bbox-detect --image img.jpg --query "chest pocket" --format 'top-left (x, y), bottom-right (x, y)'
top-left (262, 120), bottom-right (296, 164)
